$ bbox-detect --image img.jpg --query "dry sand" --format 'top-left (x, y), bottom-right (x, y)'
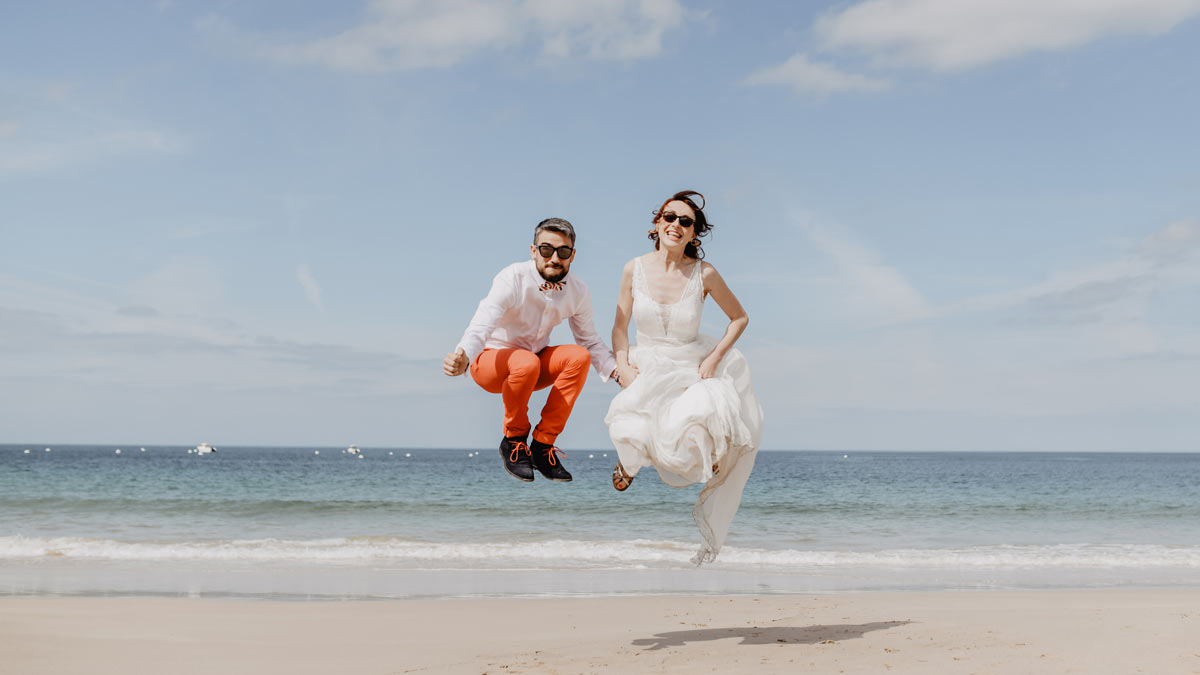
top-left (2, 589), bottom-right (1198, 674)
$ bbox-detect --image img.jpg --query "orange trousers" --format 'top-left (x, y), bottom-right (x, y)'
top-left (470, 345), bottom-right (591, 445)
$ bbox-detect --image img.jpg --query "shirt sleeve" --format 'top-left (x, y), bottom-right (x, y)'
top-left (568, 283), bottom-right (618, 382)
top-left (456, 268), bottom-right (518, 369)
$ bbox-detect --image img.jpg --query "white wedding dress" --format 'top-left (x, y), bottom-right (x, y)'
top-left (605, 256), bottom-right (764, 564)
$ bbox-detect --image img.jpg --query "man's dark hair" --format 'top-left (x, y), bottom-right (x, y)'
top-left (534, 217), bottom-right (576, 245)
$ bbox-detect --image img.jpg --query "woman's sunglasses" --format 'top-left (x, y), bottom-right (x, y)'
top-left (536, 243), bottom-right (575, 259)
top-left (659, 211), bottom-right (695, 228)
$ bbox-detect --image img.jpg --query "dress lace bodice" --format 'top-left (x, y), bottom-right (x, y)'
top-left (632, 256), bottom-right (703, 344)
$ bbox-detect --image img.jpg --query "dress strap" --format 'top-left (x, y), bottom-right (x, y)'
top-left (632, 256), bottom-right (649, 296)
top-left (684, 258), bottom-right (703, 299)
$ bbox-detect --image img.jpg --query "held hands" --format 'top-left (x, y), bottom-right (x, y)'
top-left (443, 348), bottom-right (469, 377)
top-left (615, 363), bottom-right (639, 389)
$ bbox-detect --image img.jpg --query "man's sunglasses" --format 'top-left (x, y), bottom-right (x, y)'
top-left (659, 211), bottom-right (695, 228)
top-left (536, 243), bottom-right (575, 259)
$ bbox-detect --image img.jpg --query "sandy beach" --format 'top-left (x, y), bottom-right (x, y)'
top-left (2, 589), bottom-right (1198, 674)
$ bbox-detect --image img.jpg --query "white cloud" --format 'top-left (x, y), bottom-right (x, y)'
top-left (744, 53), bottom-right (889, 94)
top-left (297, 264), bottom-right (324, 311)
top-left (523, 0), bottom-right (685, 61)
top-left (206, 0), bottom-right (687, 71)
top-left (815, 0), bottom-right (1200, 72)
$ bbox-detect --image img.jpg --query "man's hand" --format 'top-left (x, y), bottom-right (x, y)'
top-left (443, 348), bottom-right (469, 377)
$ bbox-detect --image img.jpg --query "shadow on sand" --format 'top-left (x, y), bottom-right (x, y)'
top-left (632, 621), bottom-right (911, 650)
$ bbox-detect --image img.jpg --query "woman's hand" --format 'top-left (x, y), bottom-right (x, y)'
top-left (616, 363), bottom-right (639, 389)
top-left (699, 352), bottom-right (722, 379)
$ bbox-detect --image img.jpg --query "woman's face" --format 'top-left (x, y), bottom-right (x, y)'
top-left (655, 200), bottom-right (696, 252)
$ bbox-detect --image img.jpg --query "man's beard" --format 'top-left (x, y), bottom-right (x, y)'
top-left (539, 264), bottom-right (568, 283)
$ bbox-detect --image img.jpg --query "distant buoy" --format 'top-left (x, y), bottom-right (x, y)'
top-left (140, 447), bottom-right (146, 452)
top-left (589, 454), bottom-right (594, 458)
top-left (388, 451), bottom-right (394, 456)
top-left (603, 453), bottom-right (607, 458)
top-left (23, 449), bottom-right (30, 454)
top-left (843, 454), bottom-right (849, 459)
top-left (45, 447), bottom-right (52, 453)
top-left (405, 452), bottom-right (411, 458)
top-left (356, 454), bottom-right (364, 460)
top-left (314, 450), bottom-right (320, 455)
top-left (115, 449), bottom-right (121, 455)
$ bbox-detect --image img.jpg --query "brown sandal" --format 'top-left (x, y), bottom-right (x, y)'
top-left (612, 462), bottom-right (634, 491)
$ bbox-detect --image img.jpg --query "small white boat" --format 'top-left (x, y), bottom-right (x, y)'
top-left (345, 445), bottom-right (361, 456)
top-left (194, 443), bottom-right (217, 455)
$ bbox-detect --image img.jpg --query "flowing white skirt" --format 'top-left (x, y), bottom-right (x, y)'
top-left (605, 334), bottom-right (764, 564)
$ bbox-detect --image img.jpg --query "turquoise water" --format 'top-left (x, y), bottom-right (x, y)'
top-left (2, 445), bottom-right (1198, 598)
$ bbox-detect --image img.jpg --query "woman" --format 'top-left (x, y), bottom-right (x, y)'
top-left (606, 190), bottom-right (764, 565)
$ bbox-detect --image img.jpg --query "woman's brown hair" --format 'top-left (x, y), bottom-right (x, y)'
top-left (648, 190), bottom-right (712, 260)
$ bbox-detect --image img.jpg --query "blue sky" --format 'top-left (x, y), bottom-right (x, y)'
top-left (2, 0), bottom-right (1198, 451)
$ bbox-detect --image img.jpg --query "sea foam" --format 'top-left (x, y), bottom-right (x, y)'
top-left (3, 535), bottom-right (1198, 571)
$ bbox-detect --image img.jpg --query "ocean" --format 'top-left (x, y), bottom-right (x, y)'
top-left (2, 445), bottom-right (1198, 599)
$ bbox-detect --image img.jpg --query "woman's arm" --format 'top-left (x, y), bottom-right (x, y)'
top-left (699, 262), bottom-right (748, 379)
top-left (611, 259), bottom-right (638, 388)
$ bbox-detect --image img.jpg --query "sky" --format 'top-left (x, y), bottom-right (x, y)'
top-left (2, 0), bottom-right (1198, 452)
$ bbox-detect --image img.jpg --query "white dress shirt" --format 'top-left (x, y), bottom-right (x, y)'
top-left (456, 260), bottom-right (617, 381)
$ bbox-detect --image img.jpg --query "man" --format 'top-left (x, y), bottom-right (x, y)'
top-left (444, 218), bottom-right (619, 483)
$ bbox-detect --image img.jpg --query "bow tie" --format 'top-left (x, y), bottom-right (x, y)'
top-left (539, 280), bottom-right (566, 293)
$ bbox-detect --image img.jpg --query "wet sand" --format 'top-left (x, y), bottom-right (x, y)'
top-left (2, 589), bottom-right (1198, 674)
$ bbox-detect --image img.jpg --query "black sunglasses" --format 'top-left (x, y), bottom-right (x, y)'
top-left (536, 243), bottom-right (574, 259)
top-left (659, 211), bottom-right (695, 228)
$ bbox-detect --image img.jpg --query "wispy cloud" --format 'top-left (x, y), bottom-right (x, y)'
top-left (200, 0), bottom-right (687, 71)
top-left (0, 272), bottom-right (439, 395)
top-left (815, 0), bottom-right (1200, 72)
top-left (125, 257), bottom-right (229, 320)
top-left (0, 129), bottom-right (185, 178)
top-left (945, 220), bottom-right (1200, 323)
top-left (744, 53), bottom-right (889, 94)
top-left (746, 0), bottom-right (1200, 97)
top-left (296, 264), bottom-right (324, 311)
top-left (796, 218), bottom-right (933, 324)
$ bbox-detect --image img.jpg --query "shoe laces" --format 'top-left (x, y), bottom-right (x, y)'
top-left (508, 441), bottom-right (530, 463)
top-left (543, 445), bottom-right (565, 466)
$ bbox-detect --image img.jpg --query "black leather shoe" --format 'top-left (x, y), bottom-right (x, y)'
top-left (499, 436), bottom-right (535, 482)
top-left (530, 439), bottom-right (572, 482)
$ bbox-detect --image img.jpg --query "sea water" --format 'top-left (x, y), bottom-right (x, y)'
top-left (2, 445), bottom-right (1197, 599)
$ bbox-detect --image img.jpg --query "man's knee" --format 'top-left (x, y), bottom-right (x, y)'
top-left (507, 350), bottom-right (541, 380)
top-left (562, 345), bottom-right (591, 369)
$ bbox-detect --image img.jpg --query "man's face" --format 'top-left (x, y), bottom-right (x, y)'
top-left (530, 230), bottom-right (575, 283)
